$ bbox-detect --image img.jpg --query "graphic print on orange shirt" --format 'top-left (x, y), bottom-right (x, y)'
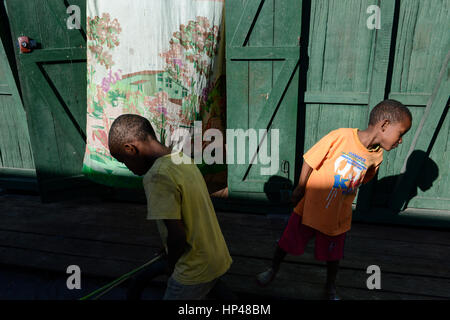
top-left (326, 151), bottom-right (368, 208)
top-left (296, 128), bottom-right (383, 236)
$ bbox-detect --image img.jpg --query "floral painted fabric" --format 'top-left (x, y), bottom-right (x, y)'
top-left (83, 0), bottom-right (225, 188)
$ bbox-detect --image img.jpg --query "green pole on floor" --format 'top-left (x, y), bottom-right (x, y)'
top-left (79, 253), bottom-right (164, 300)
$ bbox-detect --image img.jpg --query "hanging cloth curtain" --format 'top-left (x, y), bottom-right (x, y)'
top-left (83, 0), bottom-right (226, 188)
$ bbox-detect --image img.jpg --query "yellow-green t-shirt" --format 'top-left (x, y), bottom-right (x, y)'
top-left (143, 152), bottom-right (232, 285)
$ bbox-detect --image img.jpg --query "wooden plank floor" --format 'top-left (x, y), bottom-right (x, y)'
top-left (0, 192), bottom-right (449, 300)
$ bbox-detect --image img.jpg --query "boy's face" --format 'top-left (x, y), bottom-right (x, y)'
top-left (110, 143), bottom-right (151, 176)
top-left (378, 118), bottom-right (412, 151)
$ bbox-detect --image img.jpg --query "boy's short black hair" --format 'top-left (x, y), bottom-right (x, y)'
top-left (369, 99), bottom-right (412, 126)
top-left (108, 114), bottom-right (156, 151)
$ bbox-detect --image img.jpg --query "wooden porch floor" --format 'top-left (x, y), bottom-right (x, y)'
top-left (1, 191), bottom-right (449, 300)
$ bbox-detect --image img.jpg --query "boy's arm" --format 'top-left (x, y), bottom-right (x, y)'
top-left (291, 161), bottom-right (313, 206)
top-left (362, 163), bottom-right (381, 184)
top-left (163, 219), bottom-right (188, 274)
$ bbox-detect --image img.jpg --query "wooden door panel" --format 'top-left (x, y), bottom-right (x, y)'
top-left (0, 5), bottom-right (36, 190)
top-left (389, 0), bottom-right (449, 102)
top-left (381, 0), bottom-right (450, 211)
top-left (408, 105), bottom-right (449, 210)
top-left (226, 0), bottom-right (302, 197)
top-left (305, 0), bottom-right (377, 99)
top-left (388, 53), bottom-right (449, 211)
top-left (5, 0), bottom-right (88, 199)
top-left (0, 44), bottom-right (33, 169)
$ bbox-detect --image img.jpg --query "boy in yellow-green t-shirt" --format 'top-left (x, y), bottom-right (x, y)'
top-left (108, 114), bottom-right (232, 300)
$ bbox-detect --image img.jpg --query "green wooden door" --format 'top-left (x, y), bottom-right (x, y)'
top-left (383, 0), bottom-right (450, 212)
top-left (302, 0), bottom-right (449, 223)
top-left (226, 0), bottom-right (449, 224)
top-left (303, 0), bottom-right (396, 211)
top-left (226, 0), bottom-right (302, 201)
top-left (0, 3), bottom-right (37, 190)
top-left (388, 55), bottom-right (449, 211)
top-left (5, 0), bottom-right (88, 201)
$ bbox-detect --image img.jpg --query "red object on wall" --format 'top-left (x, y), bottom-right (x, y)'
top-left (18, 36), bottom-right (33, 53)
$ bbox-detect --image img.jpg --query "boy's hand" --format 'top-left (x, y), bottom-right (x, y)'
top-left (157, 246), bottom-right (167, 256)
top-left (291, 186), bottom-right (305, 206)
top-left (157, 250), bottom-right (173, 276)
top-left (291, 161), bottom-right (313, 207)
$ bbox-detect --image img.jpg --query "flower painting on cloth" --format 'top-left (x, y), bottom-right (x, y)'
top-left (83, 0), bottom-right (225, 188)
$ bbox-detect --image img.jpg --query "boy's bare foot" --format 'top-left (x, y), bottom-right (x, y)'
top-left (256, 267), bottom-right (277, 287)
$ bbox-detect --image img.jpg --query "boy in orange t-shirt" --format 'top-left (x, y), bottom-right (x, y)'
top-left (256, 100), bottom-right (412, 300)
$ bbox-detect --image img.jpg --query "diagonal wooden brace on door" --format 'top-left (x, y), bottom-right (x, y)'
top-left (388, 50), bottom-right (450, 211)
top-left (227, 0), bottom-right (301, 183)
top-left (21, 48), bottom-right (87, 143)
top-left (230, 0), bottom-right (267, 48)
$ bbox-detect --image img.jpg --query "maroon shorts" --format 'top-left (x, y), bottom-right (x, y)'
top-left (278, 212), bottom-right (346, 261)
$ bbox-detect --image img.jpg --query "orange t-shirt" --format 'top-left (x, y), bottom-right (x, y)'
top-left (294, 128), bottom-right (383, 236)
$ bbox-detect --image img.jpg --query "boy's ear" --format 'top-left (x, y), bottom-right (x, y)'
top-left (124, 143), bottom-right (138, 155)
top-left (380, 119), bottom-right (390, 131)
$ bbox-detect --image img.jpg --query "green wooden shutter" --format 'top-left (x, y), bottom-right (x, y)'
top-left (303, 0), bottom-right (396, 212)
top-left (389, 54), bottom-right (449, 212)
top-left (0, 3), bottom-right (37, 191)
top-left (5, 0), bottom-right (87, 201)
top-left (355, 0), bottom-right (450, 226)
top-left (226, 0), bottom-right (302, 200)
top-left (384, 0), bottom-right (450, 211)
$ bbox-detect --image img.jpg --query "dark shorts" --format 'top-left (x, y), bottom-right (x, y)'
top-left (278, 212), bottom-right (346, 261)
top-left (163, 276), bottom-right (218, 300)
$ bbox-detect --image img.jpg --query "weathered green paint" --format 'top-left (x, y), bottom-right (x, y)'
top-left (227, 0), bottom-right (449, 222)
top-left (5, 0), bottom-right (88, 200)
top-left (389, 53), bottom-right (449, 211)
top-left (0, 3), bottom-right (37, 190)
top-left (303, 0), bottom-right (393, 210)
top-left (226, 0), bottom-right (302, 198)
top-left (0, 39), bottom-right (35, 169)
top-left (355, 0), bottom-right (396, 213)
top-left (298, 0), bottom-right (450, 218)
top-left (1, 0), bottom-right (447, 219)
top-left (380, 0), bottom-right (450, 212)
